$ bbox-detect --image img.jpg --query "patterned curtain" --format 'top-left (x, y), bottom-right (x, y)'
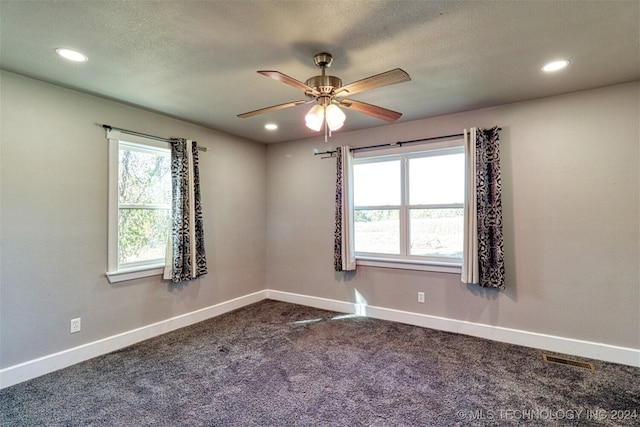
top-left (334, 146), bottom-right (356, 272)
top-left (164, 139), bottom-right (207, 282)
top-left (462, 127), bottom-right (504, 289)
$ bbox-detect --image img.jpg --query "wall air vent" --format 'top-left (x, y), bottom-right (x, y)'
top-left (543, 354), bottom-right (595, 371)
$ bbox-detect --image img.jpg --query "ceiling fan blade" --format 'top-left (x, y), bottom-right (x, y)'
top-left (257, 70), bottom-right (318, 94)
top-left (338, 98), bottom-right (403, 122)
top-left (337, 68), bottom-right (411, 97)
top-left (237, 100), bottom-right (310, 118)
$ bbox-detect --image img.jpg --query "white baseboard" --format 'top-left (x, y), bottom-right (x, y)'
top-left (3, 289), bottom-right (638, 389)
top-left (266, 290), bottom-right (640, 368)
top-left (0, 290), bottom-right (267, 389)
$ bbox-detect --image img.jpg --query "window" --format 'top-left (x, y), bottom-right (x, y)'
top-left (106, 129), bottom-right (171, 283)
top-left (353, 140), bottom-right (464, 272)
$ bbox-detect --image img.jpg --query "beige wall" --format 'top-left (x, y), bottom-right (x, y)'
top-left (0, 71), bottom-right (267, 368)
top-left (266, 82), bottom-right (640, 349)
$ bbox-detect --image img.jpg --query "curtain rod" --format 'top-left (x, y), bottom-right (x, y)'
top-left (102, 124), bottom-right (210, 152)
top-left (314, 129), bottom-right (501, 158)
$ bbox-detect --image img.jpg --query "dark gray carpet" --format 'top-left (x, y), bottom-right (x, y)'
top-left (1, 300), bottom-right (639, 426)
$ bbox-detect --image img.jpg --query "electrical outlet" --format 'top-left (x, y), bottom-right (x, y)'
top-left (70, 318), bottom-right (81, 334)
top-left (417, 292), bottom-right (425, 303)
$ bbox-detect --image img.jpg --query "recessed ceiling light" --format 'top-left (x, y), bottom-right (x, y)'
top-left (542, 59), bottom-right (570, 72)
top-left (264, 123), bottom-right (278, 130)
top-left (55, 48), bottom-right (88, 62)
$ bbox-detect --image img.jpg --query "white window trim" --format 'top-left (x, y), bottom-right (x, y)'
top-left (105, 129), bottom-right (171, 284)
top-left (356, 257), bottom-right (461, 274)
top-left (106, 265), bottom-right (166, 283)
top-left (353, 138), bottom-right (464, 273)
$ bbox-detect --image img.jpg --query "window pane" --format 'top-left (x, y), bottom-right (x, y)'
top-left (409, 208), bottom-right (463, 258)
top-left (119, 147), bottom-right (171, 205)
top-left (354, 160), bottom-right (400, 206)
top-left (354, 209), bottom-right (400, 254)
top-left (409, 153), bottom-right (464, 205)
top-left (118, 208), bottom-right (171, 265)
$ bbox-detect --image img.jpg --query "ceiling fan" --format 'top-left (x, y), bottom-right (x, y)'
top-left (237, 52), bottom-right (411, 138)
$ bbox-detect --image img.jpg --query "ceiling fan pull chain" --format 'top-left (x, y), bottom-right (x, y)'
top-left (324, 117), bottom-right (328, 143)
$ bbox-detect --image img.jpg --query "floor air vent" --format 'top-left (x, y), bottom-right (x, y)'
top-left (543, 354), bottom-right (594, 371)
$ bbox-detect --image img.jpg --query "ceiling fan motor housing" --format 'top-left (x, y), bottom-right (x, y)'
top-left (306, 52), bottom-right (343, 96)
top-left (305, 75), bottom-right (343, 94)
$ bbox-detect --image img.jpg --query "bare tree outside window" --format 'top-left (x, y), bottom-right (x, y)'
top-left (118, 143), bottom-right (171, 266)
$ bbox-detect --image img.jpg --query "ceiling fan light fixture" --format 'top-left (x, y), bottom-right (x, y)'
top-left (305, 104), bottom-right (324, 131)
top-left (325, 104), bottom-right (345, 131)
top-left (328, 121), bottom-right (344, 131)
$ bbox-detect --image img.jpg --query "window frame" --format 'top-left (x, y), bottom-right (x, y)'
top-left (105, 129), bottom-right (171, 283)
top-left (352, 139), bottom-right (464, 273)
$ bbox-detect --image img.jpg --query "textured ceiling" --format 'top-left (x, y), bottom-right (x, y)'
top-left (1, 1), bottom-right (638, 143)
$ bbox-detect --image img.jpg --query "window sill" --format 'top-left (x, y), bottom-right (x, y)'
top-left (106, 264), bottom-right (165, 284)
top-left (356, 257), bottom-right (461, 274)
